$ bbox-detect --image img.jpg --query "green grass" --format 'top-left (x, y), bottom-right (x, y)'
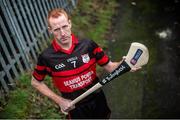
top-left (0, 89), bottom-right (29, 118)
top-left (0, 73), bottom-right (64, 119)
top-left (103, 0), bottom-right (162, 118)
top-left (71, 0), bottom-right (118, 48)
top-left (0, 74), bottom-right (30, 118)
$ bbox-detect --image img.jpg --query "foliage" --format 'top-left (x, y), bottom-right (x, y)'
top-left (0, 73), bottom-right (64, 119)
top-left (71, 0), bottom-right (118, 48)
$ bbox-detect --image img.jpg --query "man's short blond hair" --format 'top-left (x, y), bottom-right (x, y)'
top-left (47, 8), bottom-right (70, 27)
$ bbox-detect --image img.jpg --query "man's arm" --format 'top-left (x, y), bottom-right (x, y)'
top-left (31, 77), bottom-right (75, 113)
top-left (103, 58), bottom-right (141, 73)
top-left (103, 61), bottom-right (121, 73)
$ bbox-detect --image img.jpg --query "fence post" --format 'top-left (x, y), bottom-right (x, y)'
top-left (1, 0), bottom-right (31, 69)
top-left (71, 0), bottom-right (77, 8)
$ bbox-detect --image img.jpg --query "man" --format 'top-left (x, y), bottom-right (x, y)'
top-left (31, 8), bottom-right (140, 119)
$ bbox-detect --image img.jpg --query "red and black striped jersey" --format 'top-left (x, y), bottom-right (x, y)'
top-left (32, 34), bottom-right (109, 100)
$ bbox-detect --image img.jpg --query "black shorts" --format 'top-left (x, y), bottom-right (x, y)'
top-left (67, 90), bottom-right (111, 119)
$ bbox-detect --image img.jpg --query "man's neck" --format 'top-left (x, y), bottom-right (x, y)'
top-left (57, 40), bottom-right (72, 50)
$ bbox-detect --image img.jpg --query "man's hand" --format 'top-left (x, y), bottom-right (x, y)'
top-left (122, 56), bottom-right (142, 72)
top-left (58, 98), bottom-right (75, 115)
top-left (130, 66), bottom-right (142, 72)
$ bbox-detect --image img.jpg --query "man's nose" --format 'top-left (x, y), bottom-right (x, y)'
top-left (59, 29), bottom-right (65, 35)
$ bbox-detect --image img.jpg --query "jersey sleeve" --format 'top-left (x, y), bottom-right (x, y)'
top-left (32, 54), bottom-right (48, 81)
top-left (91, 40), bottom-right (110, 66)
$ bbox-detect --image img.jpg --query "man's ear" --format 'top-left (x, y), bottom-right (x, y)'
top-left (68, 20), bottom-right (72, 28)
top-left (48, 26), bottom-right (53, 34)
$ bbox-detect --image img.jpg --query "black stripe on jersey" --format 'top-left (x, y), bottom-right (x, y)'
top-left (95, 52), bottom-right (105, 61)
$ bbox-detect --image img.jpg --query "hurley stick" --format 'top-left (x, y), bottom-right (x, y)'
top-left (64, 42), bottom-right (149, 114)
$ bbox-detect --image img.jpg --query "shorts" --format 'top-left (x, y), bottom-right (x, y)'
top-left (67, 90), bottom-right (111, 119)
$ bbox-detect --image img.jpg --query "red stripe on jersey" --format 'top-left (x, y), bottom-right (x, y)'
top-left (97, 55), bottom-right (109, 65)
top-left (52, 58), bottom-right (96, 77)
top-left (33, 71), bottom-right (46, 81)
top-left (93, 47), bottom-right (103, 54)
top-left (35, 65), bottom-right (46, 70)
top-left (35, 65), bottom-right (51, 75)
top-left (72, 33), bottom-right (78, 44)
top-left (46, 67), bottom-right (51, 73)
top-left (52, 65), bottom-right (97, 92)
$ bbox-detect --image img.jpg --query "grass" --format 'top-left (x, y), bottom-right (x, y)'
top-left (0, 74), bottom-right (30, 118)
top-left (103, 0), bottom-right (162, 118)
top-left (71, 0), bottom-right (118, 48)
top-left (0, 73), bottom-right (64, 119)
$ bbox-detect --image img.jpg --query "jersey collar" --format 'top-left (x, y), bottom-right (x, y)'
top-left (52, 34), bottom-right (78, 54)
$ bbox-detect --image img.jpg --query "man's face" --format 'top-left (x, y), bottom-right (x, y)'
top-left (49, 14), bottom-right (72, 45)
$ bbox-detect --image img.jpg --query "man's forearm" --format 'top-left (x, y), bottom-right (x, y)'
top-left (103, 61), bottom-right (121, 73)
top-left (31, 77), bottom-right (63, 105)
top-left (31, 77), bottom-right (75, 113)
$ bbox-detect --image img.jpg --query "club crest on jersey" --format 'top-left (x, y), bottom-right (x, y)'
top-left (81, 53), bottom-right (90, 63)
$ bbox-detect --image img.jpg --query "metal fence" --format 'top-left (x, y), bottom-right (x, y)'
top-left (0, 0), bottom-right (77, 97)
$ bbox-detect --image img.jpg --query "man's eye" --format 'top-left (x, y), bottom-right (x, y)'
top-left (54, 28), bottom-right (60, 32)
top-left (62, 25), bottom-right (68, 29)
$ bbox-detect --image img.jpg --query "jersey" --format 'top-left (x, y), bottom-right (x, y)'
top-left (32, 34), bottom-right (110, 100)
